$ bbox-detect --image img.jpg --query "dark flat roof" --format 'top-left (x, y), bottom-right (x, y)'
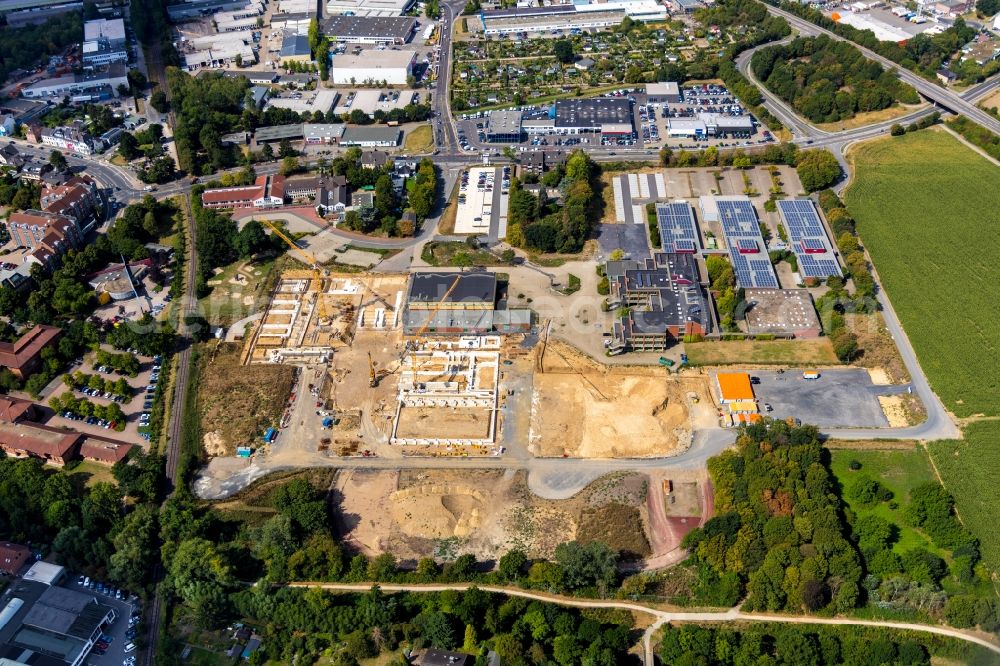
top-left (319, 15), bottom-right (417, 40)
top-left (554, 98), bottom-right (633, 129)
top-left (408, 272), bottom-right (497, 305)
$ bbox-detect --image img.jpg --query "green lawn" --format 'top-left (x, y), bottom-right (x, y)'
top-left (829, 448), bottom-right (944, 557)
top-left (928, 421), bottom-right (1000, 574)
top-left (844, 130), bottom-right (1000, 418)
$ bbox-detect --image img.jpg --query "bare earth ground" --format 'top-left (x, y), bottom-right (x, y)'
top-left (529, 341), bottom-right (713, 458)
top-left (845, 312), bottom-right (911, 384)
top-left (333, 468), bottom-right (656, 563)
top-left (199, 343), bottom-right (296, 455)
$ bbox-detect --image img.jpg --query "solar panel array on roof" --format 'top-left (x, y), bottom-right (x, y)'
top-left (716, 198), bottom-right (779, 288)
top-left (777, 199), bottom-right (843, 279)
top-left (656, 202), bottom-right (699, 253)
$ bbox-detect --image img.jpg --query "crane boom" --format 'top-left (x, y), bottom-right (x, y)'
top-left (260, 218), bottom-right (330, 323)
top-left (414, 275), bottom-right (462, 337)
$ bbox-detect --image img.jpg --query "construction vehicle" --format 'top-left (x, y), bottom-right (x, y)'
top-left (261, 219), bottom-right (331, 325)
top-left (368, 352), bottom-right (378, 388)
top-left (658, 356), bottom-right (675, 368)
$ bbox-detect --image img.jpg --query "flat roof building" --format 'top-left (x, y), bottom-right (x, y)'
top-left (607, 253), bottom-right (710, 352)
top-left (701, 196), bottom-right (778, 289)
top-left (485, 109), bottom-right (523, 143)
top-left (744, 288), bottom-right (822, 338)
top-left (319, 15), bottom-right (417, 44)
top-left (339, 126), bottom-right (401, 147)
top-left (325, 0), bottom-right (414, 17)
top-left (717, 372), bottom-right (754, 403)
top-left (776, 199), bottom-right (842, 281)
top-left (547, 98), bottom-right (634, 135)
top-left (646, 81), bottom-right (681, 104)
top-left (407, 272), bottom-right (497, 310)
top-left (330, 49), bottom-right (416, 85)
top-left (280, 34), bottom-right (313, 62)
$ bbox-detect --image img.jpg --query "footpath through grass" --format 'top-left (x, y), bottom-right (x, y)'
top-left (928, 421), bottom-right (1000, 575)
top-left (844, 130), bottom-right (1000, 418)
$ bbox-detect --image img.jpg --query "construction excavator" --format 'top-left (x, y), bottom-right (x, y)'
top-left (261, 219), bottom-right (331, 325)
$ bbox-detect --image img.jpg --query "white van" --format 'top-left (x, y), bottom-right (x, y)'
top-left (124, 643), bottom-right (136, 653)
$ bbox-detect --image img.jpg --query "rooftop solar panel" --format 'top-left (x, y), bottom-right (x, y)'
top-left (656, 202), bottom-right (700, 253)
top-left (777, 199), bottom-right (842, 279)
top-left (714, 197), bottom-right (778, 288)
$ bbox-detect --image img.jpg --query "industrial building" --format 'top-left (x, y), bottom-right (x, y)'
top-left (21, 62), bottom-right (128, 100)
top-left (319, 15), bottom-right (417, 44)
top-left (743, 288), bottom-right (822, 338)
top-left (3, 2), bottom-right (81, 28)
top-left (402, 272), bottom-right (530, 335)
top-left (776, 199), bottom-right (842, 280)
top-left (0, 572), bottom-right (117, 666)
top-left (646, 81), bottom-right (682, 104)
top-left (478, 0), bottom-right (666, 35)
top-left (656, 201), bottom-right (700, 253)
top-left (701, 196), bottom-right (779, 289)
top-left (607, 253), bottom-right (711, 352)
top-left (523, 98), bottom-right (634, 136)
top-left (325, 0), bottom-right (414, 18)
top-left (339, 126), bottom-right (401, 147)
top-left (82, 18), bottom-right (127, 67)
top-left (667, 112), bottom-right (754, 138)
top-left (484, 109), bottom-right (523, 143)
top-left (330, 49), bottom-right (416, 85)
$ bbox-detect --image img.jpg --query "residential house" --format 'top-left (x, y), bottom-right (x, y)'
top-left (360, 149), bottom-right (390, 169)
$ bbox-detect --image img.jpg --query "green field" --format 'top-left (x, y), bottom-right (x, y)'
top-left (928, 421), bottom-right (1000, 574)
top-left (685, 338), bottom-right (839, 366)
top-left (844, 130), bottom-right (1000, 418)
top-left (829, 448), bottom-right (943, 556)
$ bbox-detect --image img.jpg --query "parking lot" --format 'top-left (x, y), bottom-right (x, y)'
top-left (51, 346), bottom-right (163, 445)
top-left (454, 166), bottom-right (510, 241)
top-left (69, 575), bottom-right (142, 666)
top-left (750, 369), bottom-right (911, 428)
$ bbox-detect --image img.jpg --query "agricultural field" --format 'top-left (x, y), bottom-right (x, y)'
top-left (829, 447), bottom-right (943, 557)
top-left (844, 129), bottom-right (1000, 418)
top-left (928, 421), bottom-right (1000, 575)
top-left (684, 338), bottom-right (839, 366)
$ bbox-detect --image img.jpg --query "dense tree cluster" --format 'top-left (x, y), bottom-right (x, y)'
top-left (167, 69), bottom-right (250, 174)
top-left (129, 0), bottom-right (179, 68)
top-left (190, 190), bottom-right (276, 294)
top-left (0, 173), bottom-right (40, 212)
top-left (0, 12), bottom-right (82, 82)
top-left (222, 586), bottom-right (635, 666)
top-left (766, 1), bottom-right (982, 83)
top-left (658, 622), bottom-right (944, 666)
top-left (795, 150), bottom-right (841, 192)
top-left (506, 151), bottom-right (598, 254)
top-left (752, 36), bottom-right (919, 123)
top-left (682, 421), bottom-right (863, 614)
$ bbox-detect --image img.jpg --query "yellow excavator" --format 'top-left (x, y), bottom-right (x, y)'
top-left (261, 219), bottom-right (330, 325)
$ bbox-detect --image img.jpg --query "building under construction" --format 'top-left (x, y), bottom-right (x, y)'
top-left (402, 271), bottom-right (532, 335)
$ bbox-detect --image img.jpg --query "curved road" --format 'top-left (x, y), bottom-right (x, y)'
top-left (288, 582), bottom-right (1000, 666)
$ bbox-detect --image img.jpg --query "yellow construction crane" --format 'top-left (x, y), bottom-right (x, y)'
top-left (261, 219), bottom-right (331, 324)
top-left (415, 275), bottom-right (462, 337)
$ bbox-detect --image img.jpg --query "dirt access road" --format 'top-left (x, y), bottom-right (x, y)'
top-left (289, 582), bottom-right (1000, 666)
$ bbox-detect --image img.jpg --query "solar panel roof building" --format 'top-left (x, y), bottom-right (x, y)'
top-left (711, 196), bottom-right (779, 289)
top-left (776, 199), bottom-right (843, 280)
top-left (656, 202), bottom-right (700, 253)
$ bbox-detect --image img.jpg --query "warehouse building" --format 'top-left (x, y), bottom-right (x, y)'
top-left (339, 126), bottom-right (401, 147)
top-left (743, 288), bottom-right (822, 338)
top-left (21, 62), bottom-right (128, 100)
top-left (330, 49), bottom-right (416, 85)
top-left (479, 0), bottom-right (666, 35)
top-left (319, 15), bottom-right (417, 44)
top-left (524, 98), bottom-right (634, 136)
top-left (325, 0), bottom-right (414, 18)
top-left (667, 112), bottom-right (754, 138)
top-left (485, 109), bottom-right (523, 143)
top-left (607, 253), bottom-right (710, 352)
top-left (82, 18), bottom-right (128, 67)
top-left (280, 34), bottom-right (313, 64)
top-left (776, 199), bottom-right (842, 281)
top-left (403, 271), bottom-right (531, 335)
top-left (646, 81), bottom-right (681, 104)
top-left (701, 196), bottom-right (779, 289)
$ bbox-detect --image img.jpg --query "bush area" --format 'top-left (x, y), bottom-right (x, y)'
top-left (948, 115), bottom-right (1000, 162)
top-left (94, 350), bottom-right (141, 377)
top-left (843, 130), bottom-right (1000, 417)
top-left (61, 372), bottom-right (133, 402)
top-left (577, 503), bottom-right (651, 561)
top-left (751, 36), bottom-right (918, 124)
top-left (682, 421), bottom-right (863, 613)
top-left (506, 151), bottom-right (599, 254)
top-left (658, 622), bottom-right (995, 666)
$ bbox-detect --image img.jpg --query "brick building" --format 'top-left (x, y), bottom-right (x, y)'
top-left (0, 326), bottom-right (62, 380)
